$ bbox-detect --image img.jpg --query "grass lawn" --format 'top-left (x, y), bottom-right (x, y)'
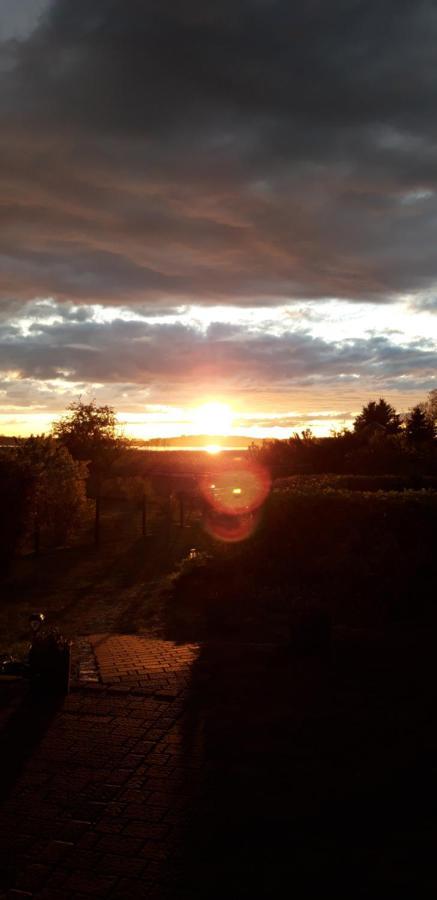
top-left (0, 497), bottom-right (211, 658)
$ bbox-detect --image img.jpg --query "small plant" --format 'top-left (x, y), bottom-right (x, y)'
top-left (178, 548), bottom-right (212, 576)
top-left (28, 620), bottom-right (71, 693)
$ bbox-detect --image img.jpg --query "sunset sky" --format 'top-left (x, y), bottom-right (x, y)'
top-left (1, 1), bottom-right (437, 440)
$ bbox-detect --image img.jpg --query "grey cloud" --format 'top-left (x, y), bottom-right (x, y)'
top-left (0, 305), bottom-right (435, 395)
top-left (2, 2), bottom-right (437, 306)
top-left (0, 0), bottom-right (49, 42)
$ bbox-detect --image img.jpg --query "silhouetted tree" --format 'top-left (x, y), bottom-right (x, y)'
top-left (405, 405), bottom-right (436, 444)
top-left (353, 398), bottom-right (401, 435)
top-left (52, 400), bottom-right (127, 544)
top-left (52, 400), bottom-right (125, 467)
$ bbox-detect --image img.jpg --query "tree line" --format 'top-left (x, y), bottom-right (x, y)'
top-left (251, 391), bottom-right (437, 477)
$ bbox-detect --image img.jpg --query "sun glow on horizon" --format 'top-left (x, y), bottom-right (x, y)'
top-left (192, 402), bottom-right (234, 435)
top-left (205, 443), bottom-right (221, 454)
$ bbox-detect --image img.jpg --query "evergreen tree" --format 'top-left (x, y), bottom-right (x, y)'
top-left (405, 405), bottom-right (436, 443)
top-left (353, 398), bottom-right (401, 435)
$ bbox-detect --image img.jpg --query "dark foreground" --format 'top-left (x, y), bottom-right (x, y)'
top-left (1, 623), bottom-right (437, 899)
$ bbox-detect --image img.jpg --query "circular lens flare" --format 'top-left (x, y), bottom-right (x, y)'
top-left (200, 460), bottom-right (270, 517)
top-left (204, 509), bottom-right (261, 543)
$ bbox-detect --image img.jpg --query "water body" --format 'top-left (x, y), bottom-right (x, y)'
top-left (138, 445), bottom-right (249, 452)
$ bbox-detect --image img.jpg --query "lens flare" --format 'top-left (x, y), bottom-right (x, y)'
top-left (200, 460), bottom-right (270, 516)
top-left (204, 509), bottom-right (261, 543)
top-left (200, 459), bottom-right (270, 542)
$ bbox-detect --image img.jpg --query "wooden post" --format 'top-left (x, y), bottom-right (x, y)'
top-left (142, 493), bottom-right (147, 537)
top-left (166, 494), bottom-right (172, 540)
top-left (34, 515), bottom-right (40, 556)
top-left (179, 493), bottom-right (184, 528)
top-left (94, 482), bottom-right (101, 547)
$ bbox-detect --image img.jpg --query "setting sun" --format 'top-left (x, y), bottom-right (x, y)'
top-left (193, 402), bottom-right (233, 435)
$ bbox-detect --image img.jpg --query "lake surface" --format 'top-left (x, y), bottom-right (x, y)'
top-left (138, 445), bottom-right (250, 452)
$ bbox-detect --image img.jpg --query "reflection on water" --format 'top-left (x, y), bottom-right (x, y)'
top-left (137, 445), bottom-right (250, 452)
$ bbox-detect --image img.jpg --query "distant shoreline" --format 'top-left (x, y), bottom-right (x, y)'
top-left (0, 434), bottom-right (260, 451)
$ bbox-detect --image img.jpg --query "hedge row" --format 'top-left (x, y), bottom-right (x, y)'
top-left (175, 489), bottom-right (437, 634)
top-left (273, 474), bottom-right (437, 492)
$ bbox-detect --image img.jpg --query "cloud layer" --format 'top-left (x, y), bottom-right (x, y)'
top-left (1, 301), bottom-right (436, 419)
top-left (2, 1), bottom-right (437, 307)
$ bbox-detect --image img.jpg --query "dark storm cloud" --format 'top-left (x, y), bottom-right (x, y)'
top-left (2, 1), bottom-right (437, 306)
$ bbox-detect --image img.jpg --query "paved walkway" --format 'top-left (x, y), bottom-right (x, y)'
top-left (77, 635), bottom-right (199, 699)
top-left (0, 637), bottom-right (203, 900)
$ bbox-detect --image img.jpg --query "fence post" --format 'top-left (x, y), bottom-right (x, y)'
top-left (166, 494), bottom-right (172, 541)
top-left (142, 493), bottom-right (147, 537)
top-left (34, 515), bottom-right (40, 556)
top-left (94, 484), bottom-right (101, 547)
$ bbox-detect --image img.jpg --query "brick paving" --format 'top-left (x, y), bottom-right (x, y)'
top-left (80, 635), bottom-right (199, 700)
top-left (0, 637), bottom-right (203, 900)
